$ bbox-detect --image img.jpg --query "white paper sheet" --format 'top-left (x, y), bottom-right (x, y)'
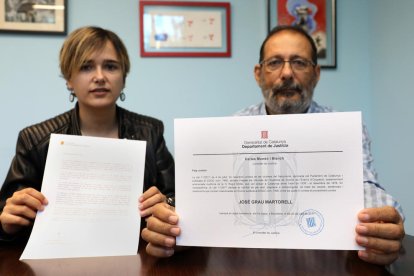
top-left (175, 112), bottom-right (364, 250)
top-left (20, 134), bottom-right (146, 259)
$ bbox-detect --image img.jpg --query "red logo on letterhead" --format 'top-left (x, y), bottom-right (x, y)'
top-left (261, 131), bottom-right (268, 139)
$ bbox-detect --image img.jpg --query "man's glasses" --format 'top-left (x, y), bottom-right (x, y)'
top-left (260, 57), bottom-right (315, 72)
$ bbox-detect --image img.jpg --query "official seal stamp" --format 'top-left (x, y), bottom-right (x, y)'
top-left (298, 209), bottom-right (324, 236)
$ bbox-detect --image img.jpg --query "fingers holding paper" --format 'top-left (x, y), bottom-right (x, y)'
top-left (139, 186), bottom-right (167, 217)
top-left (0, 187), bottom-right (48, 234)
top-left (141, 202), bottom-right (181, 257)
top-left (355, 206), bottom-right (405, 265)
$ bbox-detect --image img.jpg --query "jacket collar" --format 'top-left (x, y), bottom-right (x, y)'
top-left (69, 103), bottom-right (128, 138)
top-left (70, 103), bottom-right (82, 135)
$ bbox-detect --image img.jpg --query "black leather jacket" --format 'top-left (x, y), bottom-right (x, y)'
top-left (0, 104), bottom-right (174, 241)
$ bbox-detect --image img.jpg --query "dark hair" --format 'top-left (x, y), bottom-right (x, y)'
top-left (259, 25), bottom-right (318, 65)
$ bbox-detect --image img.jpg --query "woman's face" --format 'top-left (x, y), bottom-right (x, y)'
top-left (67, 41), bottom-right (124, 111)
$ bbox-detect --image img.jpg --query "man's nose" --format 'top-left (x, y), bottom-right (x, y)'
top-left (279, 61), bottom-right (294, 80)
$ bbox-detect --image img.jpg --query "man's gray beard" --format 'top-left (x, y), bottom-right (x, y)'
top-left (265, 88), bottom-right (313, 114)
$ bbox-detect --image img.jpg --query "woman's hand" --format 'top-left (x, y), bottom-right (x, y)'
top-left (0, 188), bottom-right (48, 234)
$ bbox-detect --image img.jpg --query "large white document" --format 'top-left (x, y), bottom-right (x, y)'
top-left (175, 112), bottom-right (364, 250)
top-left (20, 134), bottom-right (146, 259)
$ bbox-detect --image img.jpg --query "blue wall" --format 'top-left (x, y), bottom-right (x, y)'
top-left (369, 0), bottom-right (414, 234)
top-left (0, 0), bottom-right (412, 234)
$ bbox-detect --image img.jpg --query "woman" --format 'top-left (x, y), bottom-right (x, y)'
top-left (0, 26), bottom-right (174, 244)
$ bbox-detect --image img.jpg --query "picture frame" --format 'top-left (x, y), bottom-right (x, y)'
top-left (0, 0), bottom-right (67, 35)
top-left (139, 1), bottom-right (231, 57)
top-left (268, 0), bottom-right (336, 68)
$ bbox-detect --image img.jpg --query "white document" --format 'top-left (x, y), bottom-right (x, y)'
top-left (20, 134), bottom-right (146, 259)
top-left (175, 112), bottom-right (364, 250)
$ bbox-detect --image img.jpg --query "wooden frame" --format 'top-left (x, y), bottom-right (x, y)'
top-left (0, 0), bottom-right (67, 35)
top-left (268, 0), bottom-right (336, 68)
top-left (139, 1), bottom-right (231, 57)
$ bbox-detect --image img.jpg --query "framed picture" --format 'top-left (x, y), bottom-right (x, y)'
top-left (268, 0), bottom-right (336, 68)
top-left (139, 1), bottom-right (231, 57)
top-left (0, 0), bottom-right (67, 35)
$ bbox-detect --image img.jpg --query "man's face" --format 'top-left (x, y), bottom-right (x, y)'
top-left (254, 30), bottom-right (321, 115)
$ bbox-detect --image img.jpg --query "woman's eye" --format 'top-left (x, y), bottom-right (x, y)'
top-left (105, 63), bottom-right (119, 71)
top-left (80, 64), bottom-right (93, 71)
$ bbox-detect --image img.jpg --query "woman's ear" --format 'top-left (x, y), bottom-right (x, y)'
top-left (66, 81), bottom-right (73, 91)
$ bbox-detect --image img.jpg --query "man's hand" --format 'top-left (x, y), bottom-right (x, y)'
top-left (139, 186), bottom-right (167, 217)
top-left (355, 206), bottom-right (405, 265)
top-left (141, 202), bottom-right (180, 257)
top-left (0, 188), bottom-right (48, 235)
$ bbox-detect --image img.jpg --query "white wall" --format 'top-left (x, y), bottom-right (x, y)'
top-left (0, 0), bottom-right (412, 234)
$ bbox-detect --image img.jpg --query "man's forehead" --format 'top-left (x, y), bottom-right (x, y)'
top-left (264, 30), bottom-right (313, 59)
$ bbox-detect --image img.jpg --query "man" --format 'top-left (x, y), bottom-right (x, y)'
top-left (141, 25), bottom-right (405, 266)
